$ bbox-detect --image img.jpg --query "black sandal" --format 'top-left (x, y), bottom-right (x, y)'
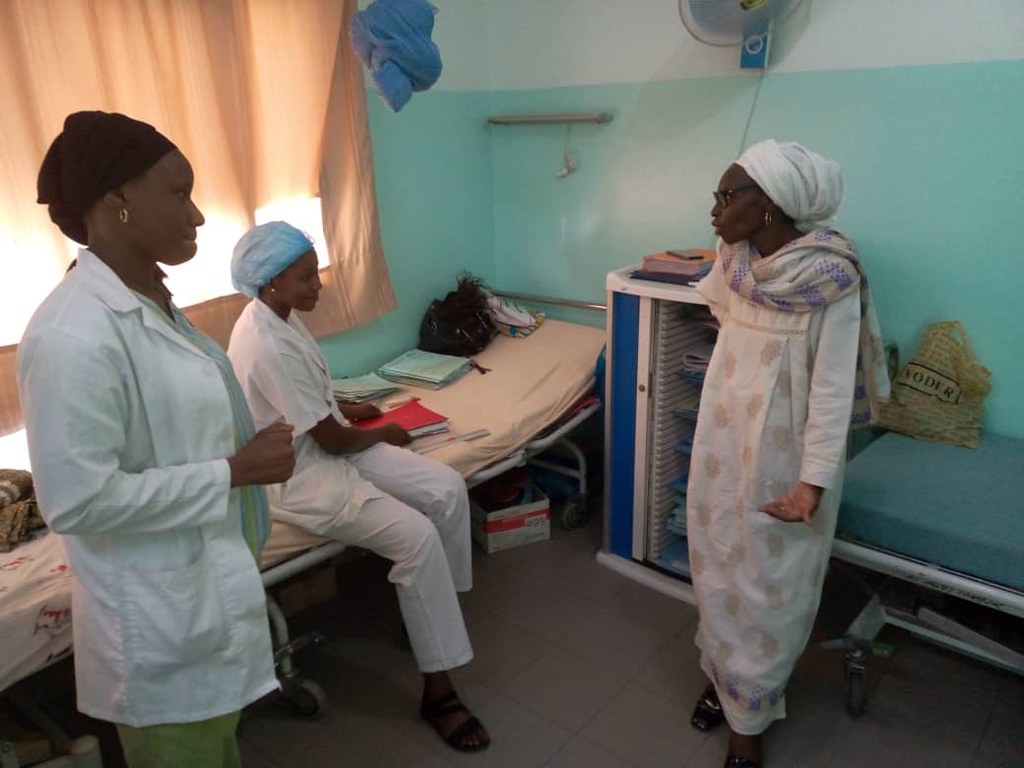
top-left (691, 684), bottom-right (725, 732)
top-left (723, 756), bottom-right (760, 767)
top-left (420, 691), bottom-right (490, 753)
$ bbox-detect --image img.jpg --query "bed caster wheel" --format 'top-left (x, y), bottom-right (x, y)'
top-left (560, 494), bottom-right (588, 530)
top-left (283, 677), bottom-right (327, 720)
top-left (843, 645), bottom-right (868, 718)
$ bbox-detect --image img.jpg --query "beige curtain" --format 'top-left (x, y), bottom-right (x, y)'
top-left (0, 0), bottom-right (395, 435)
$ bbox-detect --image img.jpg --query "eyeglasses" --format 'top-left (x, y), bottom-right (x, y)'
top-left (712, 184), bottom-right (761, 207)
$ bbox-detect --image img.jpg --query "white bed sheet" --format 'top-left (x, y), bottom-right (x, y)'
top-left (0, 533), bottom-right (73, 691)
top-left (407, 319), bottom-right (606, 476)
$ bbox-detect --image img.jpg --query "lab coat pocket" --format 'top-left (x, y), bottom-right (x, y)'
top-left (123, 554), bottom-right (228, 671)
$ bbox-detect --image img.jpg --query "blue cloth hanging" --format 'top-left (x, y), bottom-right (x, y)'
top-left (350, 0), bottom-right (442, 112)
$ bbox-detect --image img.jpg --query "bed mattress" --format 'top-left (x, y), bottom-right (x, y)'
top-left (409, 319), bottom-right (606, 477)
top-left (838, 431), bottom-right (1024, 592)
top-left (263, 318), bottom-right (605, 564)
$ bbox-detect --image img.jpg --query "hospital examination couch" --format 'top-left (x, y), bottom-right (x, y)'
top-left (1, 314), bottom-right (607, 738)
top-left (829, 428), bottom-right (1024, 716)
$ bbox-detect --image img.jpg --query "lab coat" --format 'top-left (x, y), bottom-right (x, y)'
top-left (16, 250), bottom-right (277, 728)
top-left (227, 299), bottom-right (382, 532)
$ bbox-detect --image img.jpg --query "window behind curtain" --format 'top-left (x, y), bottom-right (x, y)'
top-left (0, 0), bottom-right (396, 438)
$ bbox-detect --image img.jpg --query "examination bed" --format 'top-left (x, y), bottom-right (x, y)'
top-left (1, 318), bottom-right (606, 724)
top-left (829, 430), bottom-right (1024, 714)
top-left (258, 317), bottom-right (606, 714)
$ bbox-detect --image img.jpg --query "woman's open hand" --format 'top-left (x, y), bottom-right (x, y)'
top-left (758, 482), bottom-right (823, 524)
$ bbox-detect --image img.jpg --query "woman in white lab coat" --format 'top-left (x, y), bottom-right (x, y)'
top-left (227, 221), bottom-right (490, 752)
top-left (19, 111), bottom-right (295, 768)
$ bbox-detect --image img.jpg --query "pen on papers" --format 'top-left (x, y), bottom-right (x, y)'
top-left (382, 396), bottom-right (417, 410)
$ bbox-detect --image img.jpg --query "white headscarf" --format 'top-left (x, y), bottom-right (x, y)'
top-left (231, 221), bottom-right (315, 298)
top-left (736, 139), bottom-right (844, 232)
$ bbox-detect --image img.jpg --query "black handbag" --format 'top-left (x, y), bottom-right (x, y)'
top-left (418, 273), bottom-right (496, 357)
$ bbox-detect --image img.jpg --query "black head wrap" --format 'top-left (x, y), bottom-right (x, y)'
top-left (36, 111), bottom-right (177, 245)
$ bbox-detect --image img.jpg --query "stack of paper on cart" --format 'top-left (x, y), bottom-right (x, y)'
top-left (330, 373), bottom-right (400, 403)
top-left (377, 349), bottom-right (471, 389)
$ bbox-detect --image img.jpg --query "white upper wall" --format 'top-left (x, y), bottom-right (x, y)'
top-left (429, 0), bottom-right (491, 91)
top-left (356, 0), bottom-right (490, 91)
top-left (425, 0), bottom-right (1024, 92)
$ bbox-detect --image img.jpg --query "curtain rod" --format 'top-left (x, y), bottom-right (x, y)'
top-left (487, 112), bottom-right (612, 126)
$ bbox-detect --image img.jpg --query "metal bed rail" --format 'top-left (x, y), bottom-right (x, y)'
top-left (827, 537), bottom-right (1024, 716)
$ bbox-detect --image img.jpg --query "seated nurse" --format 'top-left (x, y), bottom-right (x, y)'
top-left (226, 221), bottom-right (490, 752)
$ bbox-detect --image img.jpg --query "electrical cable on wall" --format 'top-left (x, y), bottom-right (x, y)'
top-left (737, 68), bottom-right (767, 159)
top-left (556, 124), bottom-right (577, 179)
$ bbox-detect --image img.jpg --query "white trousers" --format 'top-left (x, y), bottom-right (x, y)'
top-left (322, 443), bottom-right (473, 673)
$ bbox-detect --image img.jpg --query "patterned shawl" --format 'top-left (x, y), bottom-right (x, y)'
top-left (718, 228), bottom-right (890, 425)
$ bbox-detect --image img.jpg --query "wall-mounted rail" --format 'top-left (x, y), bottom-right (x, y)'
top-left (487, 112), bottom-right (612, 126)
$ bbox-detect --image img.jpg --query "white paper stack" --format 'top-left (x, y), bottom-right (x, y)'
top-left (330, 373), bottom-right (400, 403)
top-left (682, 343), bottom-right (715, 372)
top-left (377, 350), bottom-right (471, 390)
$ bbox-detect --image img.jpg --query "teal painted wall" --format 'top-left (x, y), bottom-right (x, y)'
top-left (319, 0), bottom-right (1023, 437)
top-left (749, 62), bottom-right (1024, 437)
top-left (489, 78), bottom-right (757, 299)
top-left (318, 90), bottom-right (495, 376)
top-left (488, 61), bottom-right (1024, 437)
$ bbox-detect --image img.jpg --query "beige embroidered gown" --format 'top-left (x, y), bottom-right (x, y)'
top-left (686, 252), bottom-right (861, 735)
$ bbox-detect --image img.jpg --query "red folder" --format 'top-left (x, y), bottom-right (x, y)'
top-left (351, 399), bottom-right (450, 437)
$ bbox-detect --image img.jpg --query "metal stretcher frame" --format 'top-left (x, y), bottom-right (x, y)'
top-left (821, 347), bottom-right (1024, 712)
top-left (830, 537), bottom-right (1024, 672)
top-left (260, 291), bottom-right (607, 716)
top-left (825, 535), bottom-right (1024, 719)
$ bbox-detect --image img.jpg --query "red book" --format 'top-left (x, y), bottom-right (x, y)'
top-left (351, 399), bottom-right (450, 438)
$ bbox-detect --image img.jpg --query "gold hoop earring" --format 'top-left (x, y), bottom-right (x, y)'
top-left (764, 209), bottom-right (773, 226)
top-left (119, 208), bottom-right (130, 224)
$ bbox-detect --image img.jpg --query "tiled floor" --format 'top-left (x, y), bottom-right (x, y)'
top-left (238, 517), bottom-right (1024, 768)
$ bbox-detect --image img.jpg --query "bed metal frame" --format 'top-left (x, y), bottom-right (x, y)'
top-left (824, 347), bottom-right (1024, 714)
top-left (827, 537), bottom-right (1024, 716)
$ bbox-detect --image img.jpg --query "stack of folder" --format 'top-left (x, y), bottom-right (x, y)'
top-left (377, 349), bottom-right (471, 390)
top-left (351, 398), bottom-right (450, 438)
top-left (630, 249), bottom-right (716, 286)
top-left (330, 373), bottom-right (400, 403)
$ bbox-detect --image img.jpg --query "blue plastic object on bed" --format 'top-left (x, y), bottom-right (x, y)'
top-left (838, 431), bottom-right (1024, 592)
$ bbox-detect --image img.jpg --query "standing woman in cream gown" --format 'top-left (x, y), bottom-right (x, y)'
top-left (685, 140), bottom-right (890, 768)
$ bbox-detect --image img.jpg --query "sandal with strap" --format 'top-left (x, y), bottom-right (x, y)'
top-left (723, 756), bottom-right (761, 767)
top-left (420, 691), bottom-right (490, 753)
top-left (691, 684), bottom-right (725, 732)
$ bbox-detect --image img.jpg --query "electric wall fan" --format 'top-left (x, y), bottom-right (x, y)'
top-left (678, 0), bottom-right (804, 68)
